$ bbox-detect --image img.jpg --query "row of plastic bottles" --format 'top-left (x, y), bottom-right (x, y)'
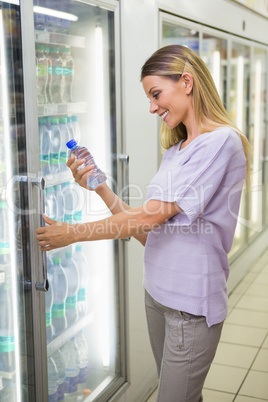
top-left (45, 182), bottom-right (83, 224)
top-left (48, 332), bottom-right (90, 401)
top-left (46, 246), bottom-right (90, 340)
top-left (36, 44), bottom-right (74, 105)
top-left (39, 115), bottom-right (80, 176)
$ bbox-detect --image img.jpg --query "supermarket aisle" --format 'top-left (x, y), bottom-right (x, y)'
top-left (146, 248), bottom-right (268, 401)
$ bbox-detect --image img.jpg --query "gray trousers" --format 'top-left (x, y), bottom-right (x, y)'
top-left (145, 291), bottom-right (223, 402)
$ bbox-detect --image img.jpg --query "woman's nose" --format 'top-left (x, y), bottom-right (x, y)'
top-left (149, 100), bottom-right (159, 114)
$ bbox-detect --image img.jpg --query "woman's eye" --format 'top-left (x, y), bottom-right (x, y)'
top-left (153, 92), bottom-right (160, 100)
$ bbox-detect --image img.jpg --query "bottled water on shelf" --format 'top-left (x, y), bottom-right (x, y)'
top-left (48, 47), bottom-right (63, 104)
top-left (75, 331), bottom-right (89, 395)
top-left (61, 251), bottom-right (79, 327)
top-left (47, 356), bottom-right (59, 402)
top-left (72, 183), bottom-right (84, 223)
top-left (44, 186), bottom-right (57, 221)
top-left (61, 48), bottom-right (74, 103)
top-left (66, 139), bottom-right (107, 189)
top-left (0, 270), bottom-right (15, 373)
top-left (39, 117), bottom-right (51, 176)
top-left (73, 245), bottom-right (89, 318)
top-left (66, 116), bottom-right (75, 141)
top-left (70, 116), bottom-right (81, 144)
top-left (51, 349), bottom-right (65, 401)
top-left (61, 338), bottom-right (80, 401)
top-left (54, 184), bottom-right (65, 222)
top-left (36, 44), bottom-right (48, 105)
top-left (49, 257), bottom-right (68, 338)
top-left (59, 117), bottom-right (71, 171)
top-left (61, 181), bottom-right (74, 223)
top-left (49, 118), bottom-right (61, 174)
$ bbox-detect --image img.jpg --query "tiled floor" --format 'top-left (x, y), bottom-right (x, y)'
top-left (146, 249), bottom-right (268, 401)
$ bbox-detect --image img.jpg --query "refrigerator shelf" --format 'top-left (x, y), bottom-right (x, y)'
top-left (35, 30), bottom-right (86, 48)
top-left (38, 101), bottom-right (87, 117)
top-left (47, 311), bottom-right (94, 357)
top-left (44, 170), bottom-right (73, 187)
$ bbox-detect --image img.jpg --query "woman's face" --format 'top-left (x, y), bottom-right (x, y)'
top-left (142, 74), bottom-right (192, 129)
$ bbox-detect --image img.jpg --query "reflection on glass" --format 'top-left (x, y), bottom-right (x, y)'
top-left (33, 0), bottom-right (122, 400)
top-left (228, 42), bottom-right (250, 257)
top-left (201, 34), bottom-right (227, 108)
top-left (162, 21), bottom-right (199, 53)
top-left (249, 47), bottom-right (267, 236)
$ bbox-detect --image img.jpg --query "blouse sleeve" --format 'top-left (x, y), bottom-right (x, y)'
top-left (146, 129), bottom-right (246, 226)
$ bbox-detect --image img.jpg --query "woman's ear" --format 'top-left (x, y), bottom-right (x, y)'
top-left (182, 73), bottom-right (193, 95)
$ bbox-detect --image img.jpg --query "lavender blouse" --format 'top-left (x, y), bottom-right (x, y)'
top-left (143, 127), bottom-right (246, 326)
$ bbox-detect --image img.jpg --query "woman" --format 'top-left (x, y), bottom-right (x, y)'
top-left (37, 45), bottom-right (251, 401)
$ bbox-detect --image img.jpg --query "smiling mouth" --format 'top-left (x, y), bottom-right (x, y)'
top-left (161, 110), bottom-right (169, 120)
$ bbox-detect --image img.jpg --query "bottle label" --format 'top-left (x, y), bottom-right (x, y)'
top-left (52, 303), bottom-right (65, 318)
top-left (50, 152), bottom-right (59, 165)
top-left (46, 311), bottom-right (52, 326)
top-left (48, 391), bottom-right (58, 402)
top-left (78, 288), bottom-right (87, 302)
top-left (0, 242), bottom-right (10, 254)
top-left (40, 154), bottom-right (49, 166)
top-left (63, 67), bottom-right (74, 77)
top-left (0, 335), bottom-right (15, 352)
top-left (64, 375), bottom-right (79, 394)
top-left (57, 382), bottom-right (65, 400)
top-left (60, 151), bottom-right (68, 163)
top-left (36, 65), bottom-right (48, 76)
top-left (66, 295), bottom-right (77, 310)
top-left (78, 366), bottom-right (88, 384)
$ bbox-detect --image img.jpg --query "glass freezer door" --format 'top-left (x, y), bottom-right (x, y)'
top-left (0, 1), bottom-right (35, 400)
top-left (31, 0), bottom-right (126, 401)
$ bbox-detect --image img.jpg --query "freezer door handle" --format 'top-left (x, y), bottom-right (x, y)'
top-left (119, 154), bottom-right (129, 206)
top-left (33, 176), bottom-right (49, 292)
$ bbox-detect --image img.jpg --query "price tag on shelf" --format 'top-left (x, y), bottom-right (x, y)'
top-left (35, 30), bottom-right (50, 43)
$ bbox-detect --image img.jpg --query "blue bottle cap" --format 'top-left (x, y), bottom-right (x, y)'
top-left (66, 139), bottom-right (77, 149)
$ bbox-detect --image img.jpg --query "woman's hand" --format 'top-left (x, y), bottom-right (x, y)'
top-left (67, 156), bottom-right (101, 191)
top-left (36, 215), bottom-right (77, 251)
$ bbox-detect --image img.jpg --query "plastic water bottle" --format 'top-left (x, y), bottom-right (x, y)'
top-left (49, 258), bottom-right (68, 338)
top-left (59, 117), bottom-right (71, 171)
top-left (61, 48), bottom-right (74, 103)
top-left (51, 349), bottom-right (65, 401)
top-left (39, 117), bottom-right (51, 176)
top-left (36, 44), bottom-right (48, 104)
top-left (47, 356), bottom-right (59, 401)
top-left (61, 338), bottom-right (80, 401)
top-left (45, 186), bottom-right (57, 221)
top-left (0, 377), bottom-right (15, 402)
top-left (61, 251), bottom-right (79, 327)
top-left (0, 270), bottom-right (15, 373)
top-left (50, 118), bottom-right (61, 174)
top-left (48, 47), bottom-right (63, 104)
top-left (61, 181), bottom-right (74, 223)
top-left (73, 245), bottom-right (89, 318)
top-left (66, 139), bottom-right (107, 189)
top-left (66, 116), bottom-right (75, 141)
top-left (70, 116), bottom-right (81, 144)
top-left (75, 331), bottom-right (89, 395)
top-left (45, 273), bottom-right (53, 344)
top-left (72, 183), bottom-right (84, 223)
top-left (54, 185), bottom-right (65, 222)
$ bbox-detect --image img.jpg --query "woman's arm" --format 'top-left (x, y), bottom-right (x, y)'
top-left (67, 156), bottom-right (148, 245)
top-left (36, 199), bottom-right (181, 251)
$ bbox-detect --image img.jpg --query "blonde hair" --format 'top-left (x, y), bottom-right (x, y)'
top-left (141, 45), bottom-right (252, 186)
